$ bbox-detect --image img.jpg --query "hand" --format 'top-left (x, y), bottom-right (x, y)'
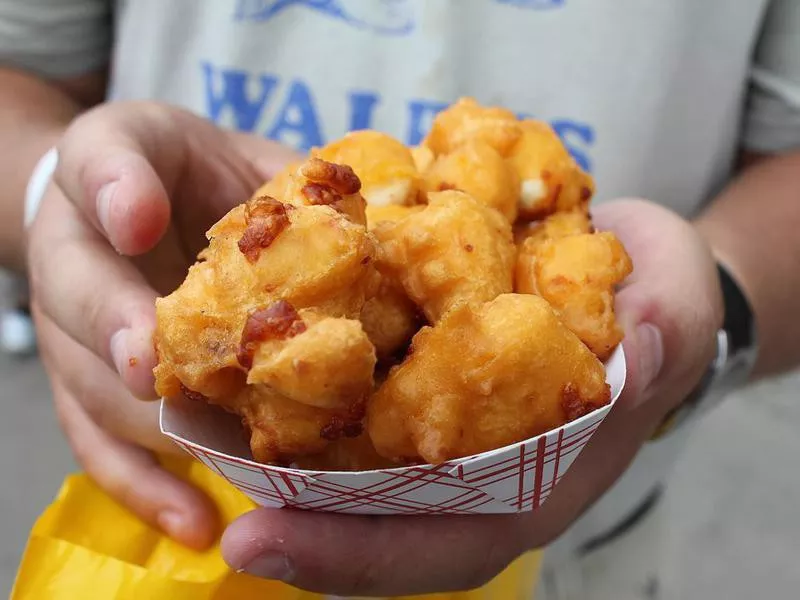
top-left (219, 198), bottom-right (723, 596)
top-left (27, 101), bottom-right (300, 549)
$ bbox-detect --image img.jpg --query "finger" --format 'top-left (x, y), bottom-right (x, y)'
top-left (51, 375), bottom-right (219, 550)
top-left (604, 315), bottom-right (664, 415)
top-left (29, 193), bottom-right (159, 398)
top-left (34, 305), bottom-right (175, 453)
top-left (55, 104), bottom-right (303, 256)
top-left (54, 104), bottom-right (175, 255)
top-left (221, 509), bottom-right (523, 596)
top-left (594, 199), bottom-right (719, 404)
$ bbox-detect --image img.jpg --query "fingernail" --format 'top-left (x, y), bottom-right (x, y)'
top-left (158, 510), bottom-right (189, 540)
top-left (242, 552), bottom-right (295, 582)
top-left (109, 329), bottom-right (129, 376)
top-left (636, 323), bottom-right (664, 391)
top-left (96, 182), bottom-right (118, 235)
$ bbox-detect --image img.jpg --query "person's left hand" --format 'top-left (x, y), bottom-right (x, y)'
top-left (219, 198), bottom-right (723, 596)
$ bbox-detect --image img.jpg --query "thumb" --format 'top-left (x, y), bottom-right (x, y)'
top-left (620, 321), bottom-right (665, 409)
top-left (593, 199), bottom-right (719, 411)
top-left (220, 510), bottom-right (522, 596)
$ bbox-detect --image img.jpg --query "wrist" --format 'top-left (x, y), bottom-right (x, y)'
top-left (709, 261), bottom-right (759, 388)
top-left (651, 262), bottom-right (757, 439)
top-left (0, 145), bottom-right (60, 273)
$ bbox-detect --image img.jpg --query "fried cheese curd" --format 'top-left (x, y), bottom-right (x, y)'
top-left (156, 100), bottom-right (631, 470)
top-left (367, 294), bottom-right (611, 464)
top-left (507, 120), bottom-right (595, 221)
top-left (313, 130), bottom-right (420, 207)
top-left (514, 208), bottom-right (593, 247)
top-left (422, 97), bottom-right (522, 157)
top-left (372, 190), bottom-right (515, 323)
top-left (418, 99), bottom-right (593, 224)
top-left (154, 161), bottom-right (381, 464)
top-left (235, 302), bottom-right (377, 464)
top-left (359, 276), bottom-right (421, 361)
top-left (252, 158), bottom-right (367, 226)
top-left (422, 140), bottom-right (520, 222)
top-left (293, 434), bottom-right (396, 472)
top-left (516, 214), bottom-right (633, 361)
top-left (360, 204), bottom-right (425, 360)
top-left (251, 161), bottom-right (300, 200)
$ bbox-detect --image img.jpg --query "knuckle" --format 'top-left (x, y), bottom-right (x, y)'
top-left (56, 106), bottom-right (129, 191)
top-left (78, 388), bottom-right (113, 433)
top-left (84, 289), bottom-right (108, 344)
top-left (57, 109), bottom-right (103, 160)
top-left (114, 472), bottom-right (152, 518)
top-left (101, 464), bottom-right (155, 523)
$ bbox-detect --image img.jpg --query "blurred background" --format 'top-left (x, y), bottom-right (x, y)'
top-left (1, 271), bottom-right (799, 598)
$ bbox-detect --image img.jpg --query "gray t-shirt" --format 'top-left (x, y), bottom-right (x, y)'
top-left (2, 0), bottom-right (799, 556)
top-left (2, 0), bottom-right (800, 215)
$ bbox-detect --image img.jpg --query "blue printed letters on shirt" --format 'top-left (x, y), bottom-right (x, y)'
top-left (234, 0), bottom-right (415, 35)
top-left (233, 0), bottom-right (565, 35)
top-left (202, 62), bottom-right (594, 171)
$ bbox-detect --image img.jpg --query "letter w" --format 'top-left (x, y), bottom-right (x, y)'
top-left (202, 62), bottom-right (278, 131)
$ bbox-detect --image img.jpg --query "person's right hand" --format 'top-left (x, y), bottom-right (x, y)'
top-left (26, 101), bottom-right (300, 549)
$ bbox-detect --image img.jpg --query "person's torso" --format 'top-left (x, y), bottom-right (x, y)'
top-left (110, 0), bottom-right (769, 217)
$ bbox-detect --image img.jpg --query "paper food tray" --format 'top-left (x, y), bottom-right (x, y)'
top-left (160, 347), bottom-right (625, 516)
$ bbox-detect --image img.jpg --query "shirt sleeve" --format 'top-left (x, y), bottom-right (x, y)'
top-left (0, 0), bottom-right (111, 79)
top-left (741, 0), bottom-right (800, 153)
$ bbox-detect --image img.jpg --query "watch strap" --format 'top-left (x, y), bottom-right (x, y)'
top-left (717, 262), bottom-right (756, 355)
top-left (650, 262), bottom-right (757, 440)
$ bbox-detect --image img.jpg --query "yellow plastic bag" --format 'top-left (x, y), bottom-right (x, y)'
top-left (12, 456), bottom-right (541, 599)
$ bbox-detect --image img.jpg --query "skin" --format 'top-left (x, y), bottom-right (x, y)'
top-left (2, 68), bottom-right (798, 593)
top-left (0, 68), bottom-right (106, 272)
top-left (13, 89), bottom-right (301, 549)
top-left (695, 151), bottom-right (800, 377)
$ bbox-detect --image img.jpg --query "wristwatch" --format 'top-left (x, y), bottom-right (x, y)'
top-left (651, 262), bottom-right (759, 440)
